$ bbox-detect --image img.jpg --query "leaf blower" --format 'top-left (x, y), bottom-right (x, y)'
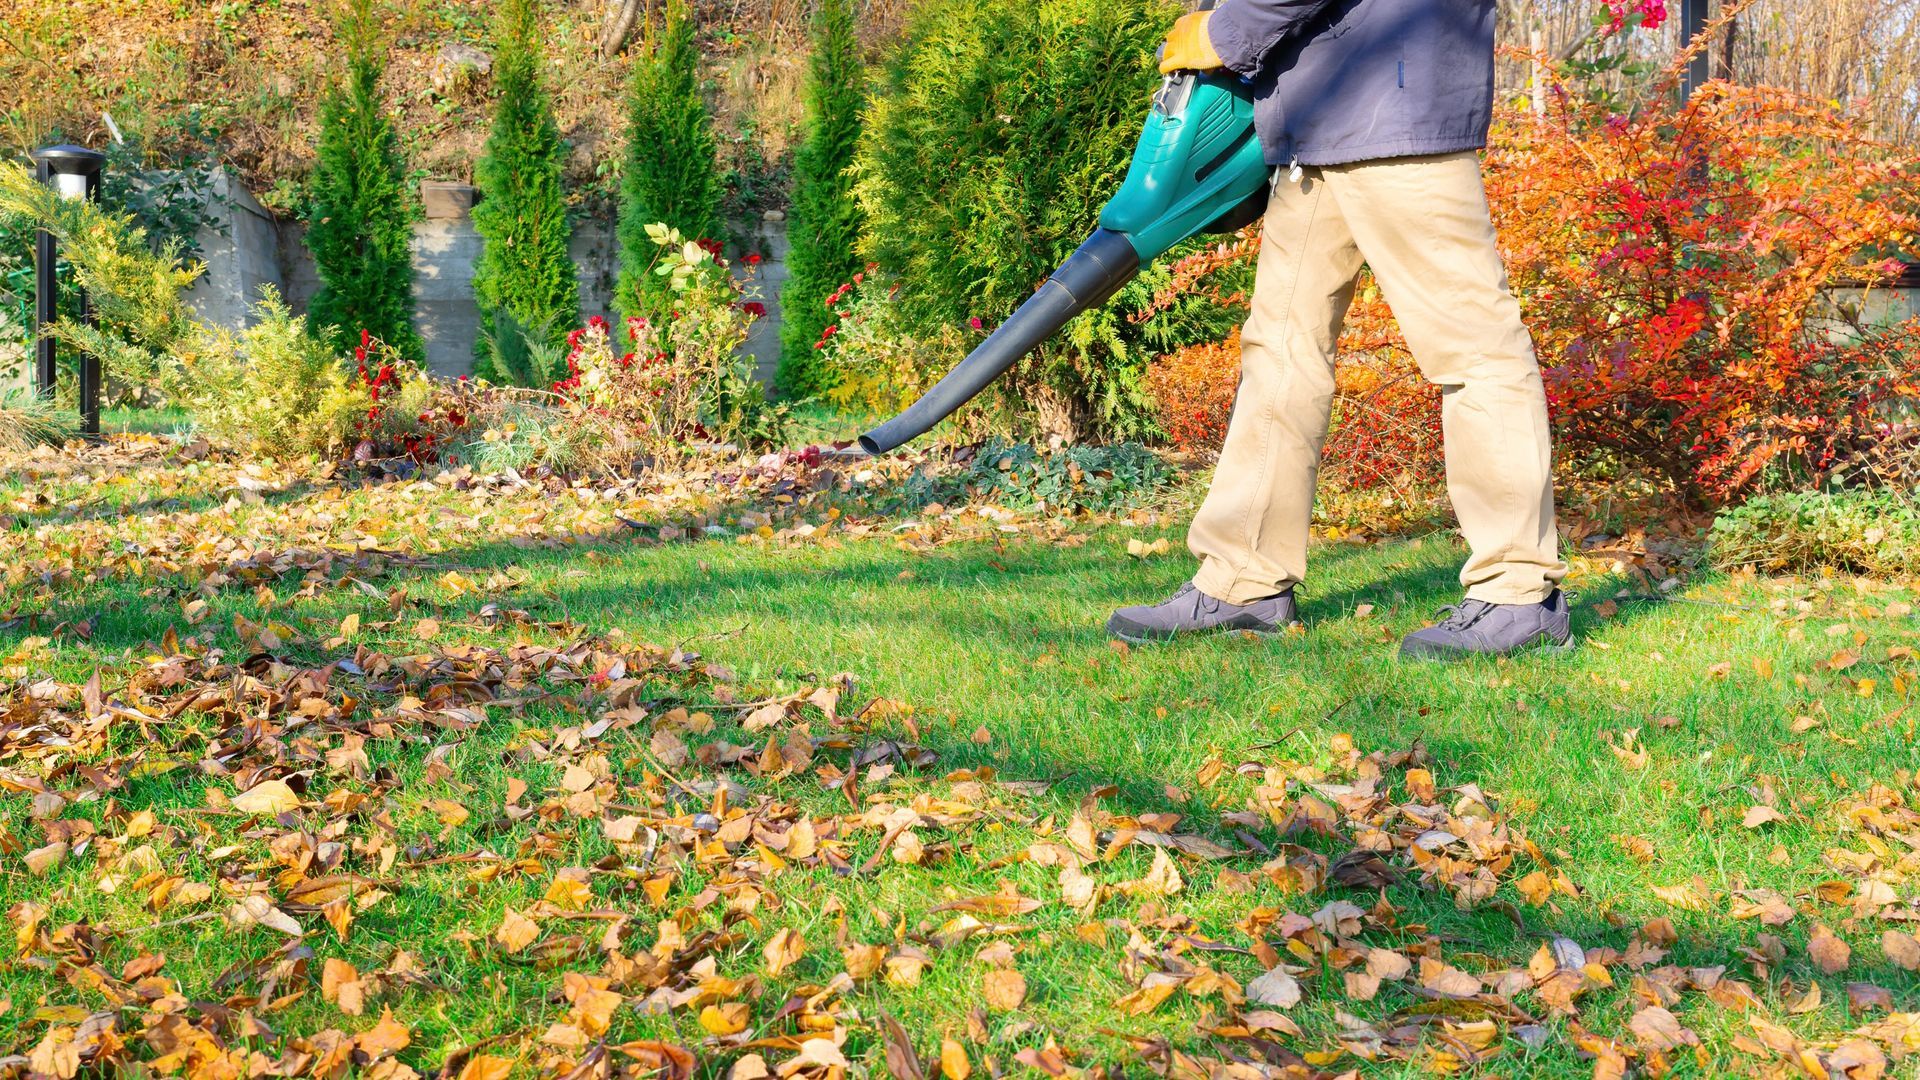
top-left (856, 0), bottom-right (1270, 456)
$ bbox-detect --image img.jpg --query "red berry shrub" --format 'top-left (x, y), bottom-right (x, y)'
top-left (1144, 63), bottom-right (1920, 505)
top-left (1144, 329), bottom-right (1240, 454)
top-left (1489, 78), bottom-right (1920, 501)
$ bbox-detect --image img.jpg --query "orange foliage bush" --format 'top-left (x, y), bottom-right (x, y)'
top-left (1486, 77), bottom-right (1920, 501)
top-left (1143, 68), bottom-right (1920, 504)
top-left (1144, 328), bottom-right (1240, 453)
top-left (1143, 256), bottom-right (1447, 488)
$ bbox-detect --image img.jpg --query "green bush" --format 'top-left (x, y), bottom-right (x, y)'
top-left (615, 0), bottom-right (725, 322)
top-left (306, 0), bottom-right (423, 362)
top-left (853, 0), bottom-right (1185, 440)
top-left (777, 0), bottom-right (865, 397)
top-left (471, 0), bottom-right (578, 384)
top-left (1710, 490), bottom-right (1920, 579)
top-left (175, 289), bottom-right (353, 459)
top-left (477, 309), bottom-right (568, 389)
top-left (0, 159), bottom-right (203, 400)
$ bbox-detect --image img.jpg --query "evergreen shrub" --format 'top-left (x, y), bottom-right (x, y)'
top-left (306, 0), bottom-right (423, 361)
top-left (471, 0), bottom-right (578, 384)
top-left (854, 0), bottom-right (1216, 440)
top-left (616, 0), bottom-right (725, 322)
top-left (776, 0), bottom-right (865, 397)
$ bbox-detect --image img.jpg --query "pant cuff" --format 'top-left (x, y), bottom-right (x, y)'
top-left (1464, 583), bottom-right (1558, 606)
top-left (1193, 560), bottom-right (1293, 607)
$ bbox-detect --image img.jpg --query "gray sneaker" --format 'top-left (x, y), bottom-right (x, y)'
top-left (1399, 590), bottom-right (1574, 661)
top-left (1107, 582), bottom-right (1299, 644)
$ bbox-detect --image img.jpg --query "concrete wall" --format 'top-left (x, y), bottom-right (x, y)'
top-left (190, 172), bottom-right (789, 384)
top-left (742, 212), bottom-right (790, 386)
top-left (185, 171), bottom-right (285, 329)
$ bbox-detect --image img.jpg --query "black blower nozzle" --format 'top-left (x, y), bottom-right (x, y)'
top-left (856, 229), bottom-right (1141, 456)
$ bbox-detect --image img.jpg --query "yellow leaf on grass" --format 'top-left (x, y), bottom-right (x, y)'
top-left (1651, 883), bottom-right (1708, 911)
top-left (841, 943), bottom-right (886, 980)
top-left (322, 958), bottom-right (365, 1016)
top-left (983, 969), bottom-right (1027, 1011)
top-left (544, 873), bottom-right (594, 911)
top-left (885, 952), bottom-right (928, 987)
top-left (1514, 870), bottom-right (1553, 907)
top-left (495, 907), bottom-right (539, 953)
top-left (232, 779), bottom-right (300, 815)
top-left (763, 928), bottom-right (806, 977)
top-left (456, 1055), bottom-right (515, 1080)
top-left (699, 1002), bottom-right (749, 1036)
top-left (940, 1038), bottom-right (971, 1080)
top-left (1114, 981), bottom-right (1179, 1015)
top-left (356, 1007), bottom-right (411, 1060)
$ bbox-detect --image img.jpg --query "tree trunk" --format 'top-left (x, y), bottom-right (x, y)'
top-left (600, 0), bottom-right (645, 59)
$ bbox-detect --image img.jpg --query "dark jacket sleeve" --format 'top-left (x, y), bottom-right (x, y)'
top-left (1205, 0), bottom-right (1343, 78)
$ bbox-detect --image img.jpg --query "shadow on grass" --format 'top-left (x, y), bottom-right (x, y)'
top-left (23, 511), bottom-right (1920, 1057)
top-left (6, 481), bottom-right (320, 532)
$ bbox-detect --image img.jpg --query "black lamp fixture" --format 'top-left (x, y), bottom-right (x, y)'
top-left (30, 144), bottom-right (107, 437)
top-left (1679, 0), bottom-right (1712, 100)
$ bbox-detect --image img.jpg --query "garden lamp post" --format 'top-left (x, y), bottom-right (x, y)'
top-left (31, 144), bottom-right (107, 437)
top-left (1679, 0), bottom-right (1711, 100)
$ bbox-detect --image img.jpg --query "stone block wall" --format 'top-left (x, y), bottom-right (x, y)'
top-left (184, 172), bottom-right (286, 330)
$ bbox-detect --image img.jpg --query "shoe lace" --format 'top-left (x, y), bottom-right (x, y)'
top-left (1434, 599), bottom-right (1492, 632)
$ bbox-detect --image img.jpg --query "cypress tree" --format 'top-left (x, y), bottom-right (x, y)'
top-left (306, 0), bottom-right (423, 361)
top-left (777, 0), bottom-right (865, 397)
top-left (471, 0), bottom-right (578, 385)
top-left (615, 0), bottom-right (725, 321)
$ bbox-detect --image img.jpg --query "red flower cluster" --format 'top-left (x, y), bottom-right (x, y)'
top-left (1602, 0), bottom-right (1666, 32)
top-left (816, 268), bottom-right (884, 351)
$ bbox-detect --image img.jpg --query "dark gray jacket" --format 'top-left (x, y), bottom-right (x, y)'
top-left (1206, 0), bottom-right (1497, 166)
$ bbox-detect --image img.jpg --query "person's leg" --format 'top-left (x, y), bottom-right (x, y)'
top-left (1322, 152), bottom-right (1567, 605)
top-left (1186, 169), bottom-right (1366, 604)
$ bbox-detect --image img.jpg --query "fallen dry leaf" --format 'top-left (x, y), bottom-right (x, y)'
top-left (982, 969), bottom-right (1027, 1011)
top-left (495, 908), bottom-right (540, 954)
top-left (1808, 922), bottom-right (1852, 974)
top-left (231, 779), bottom-right (299, 815)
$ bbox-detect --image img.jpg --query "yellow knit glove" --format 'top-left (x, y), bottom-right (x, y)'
top-left (1158, 10), bottom-right (1223, 74)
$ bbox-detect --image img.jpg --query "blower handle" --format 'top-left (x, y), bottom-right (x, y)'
top-left (1154, 0), bottom-right (1219, 72)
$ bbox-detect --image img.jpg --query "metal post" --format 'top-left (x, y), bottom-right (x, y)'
top-left (76, 170), bottom-right (101, 438)
top-left (31, 156), bottom-right (56, 401)
top-left (1679, 0), bottom-right (1712, 99)
top-left (29, 145), bottom-right (107, 438)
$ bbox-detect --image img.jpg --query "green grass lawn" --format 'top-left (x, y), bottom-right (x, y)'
top-left (4, 445), bottom-right (1919, 1077)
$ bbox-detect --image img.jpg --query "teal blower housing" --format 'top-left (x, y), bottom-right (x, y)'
top-left (857, 13), bottom-right (1270, 456)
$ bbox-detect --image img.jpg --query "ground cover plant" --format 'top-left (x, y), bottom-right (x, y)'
top-left (5, 433), bottom-right (1920, 1079)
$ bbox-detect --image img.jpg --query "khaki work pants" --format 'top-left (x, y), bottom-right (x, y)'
top-left (1189, 151), bottom-right (1568, 606)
